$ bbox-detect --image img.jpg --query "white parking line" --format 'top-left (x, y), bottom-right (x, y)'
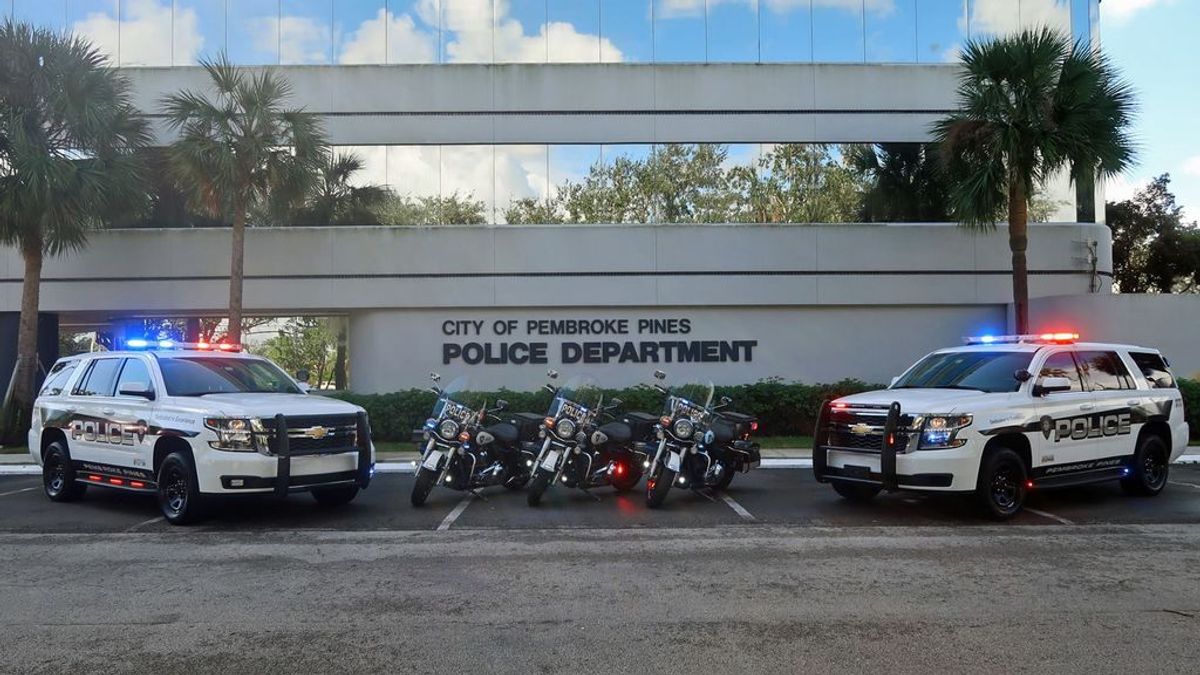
top-left (1026, 507), bottom-right (1075, 525)
top-left (0, 486), bottom-right (37, 498)
top-left (1170, 481), bottom-right (1200, 490)
top-left (437, 493), bottom-right (475, 531)
top-left (719, 493), bottom-right (757, 522)
top-left (125, 516), bottom-right (165, 532)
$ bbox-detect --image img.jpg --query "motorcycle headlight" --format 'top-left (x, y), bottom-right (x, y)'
top-left (438, 419), bottom-right (460, 439)
top-left (918, 415), bottom-right (973, 450)
top-left (205, 417), bottom-right (261, 452)
top-left (557, 418), bottom-right (576, 439)
top-left (673, 418), bottom-right (695, 439)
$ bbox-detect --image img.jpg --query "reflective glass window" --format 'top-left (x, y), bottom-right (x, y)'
top-left (1039, 351), bottom-right (1084, 392)
top-left (1089, 0), bottom-right (1098, 45)
top-left (1077, 351), bottom-right (1133, 392)
top-left (13, 0), bottom-right (66, 31)
top-left (335, 0), bottom-right (385, 64)
top-left (600, 144), bottom-right (655, 223)
top-left (441, 0), bottom-right (493, 63)
top-left (548, 0), bottom-right (602, 62)
top-left (343, 146), bottom-right (388, 189)
top-left (723, 143), bottom-right (762, 222)
top-left (383, 0), bottom-right (439, 64)
top-left (497, 0), bottom-right (547, 63)
top-left (600, 0), bottom-right (652, 63)
top-left (968, 0), bottom-right (1018, 40)
top-left (441, 146), bottom-right (495, 223)
top-left (1019, 0), bottom-right (1070, 33)
top-left (813, 1), bottom-right (864, 62)
top-left (1070, 0), bottom-right (1089, 45)
top-left (67, 0), bottom-right (119, 62)
top-left (173, 0), bottom-right (226, 66)
top-left (495, 145), bottom-right (550, 224)
top-left (1130, 352), bottom-right (1176, 389)
top-left (280, 0), bottom-right (333, 65)
top-left (654, 0), bottom-right (705, 63)
top-left (867, 0), bottom-right (917, 62)
top-left (707, 0), bottom-right (759, 63)
top-left (116, 359), bottom-right (153, 396)
top-left (385, 146), bottom-right (443, 224)
top-left (227, 0), bottom-right (281, 65)
top-left (116, 0), bottom-right (176, 66)
top-left (548, 144), bottom-right (602, 223)
top-left (917, 0), bottom-right (966, 63)
top-left (75, 358), bottom-right (122, 397)
top-left (762, 0), bottom-right (812, 62)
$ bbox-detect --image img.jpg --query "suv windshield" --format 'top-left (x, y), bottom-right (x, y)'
top-left (159, 357), bottom-right (301, 396)
top-left (892, 351), bottom-right (1034, 394)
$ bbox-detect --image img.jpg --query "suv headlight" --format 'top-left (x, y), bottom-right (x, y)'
top-left (205, 417), bottom-right (263, 452)
top-left (918, 415), bottom-right (973, 450)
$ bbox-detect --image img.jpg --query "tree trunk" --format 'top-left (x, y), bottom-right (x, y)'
top-left (1008, 181), bottom-right (1030, 334)
top-left (6, 238), bottom-right (44, 439)
top-left (227, 207), bottom-right (246, 344)
top-left (334, 321), bottom-right (348, 390)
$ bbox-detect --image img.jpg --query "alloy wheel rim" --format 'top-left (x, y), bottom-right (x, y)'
top-left (991, 464), bottom-right (1019, 510)
top-left (1144, 451), bottom-right (1166, 488)
top-left (46, 456), bottom-right (65, 494)
top-left (163, 467), bottom-right (188, 514)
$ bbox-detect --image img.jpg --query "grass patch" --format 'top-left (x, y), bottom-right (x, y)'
top-left (0, 446), bottom-right (29, 455)
top-left (376, 440), bottom-right (419, 454)
top-left (758, 436), bottom-right (812, 449)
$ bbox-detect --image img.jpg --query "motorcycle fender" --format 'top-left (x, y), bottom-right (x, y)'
top-left (667, 450), bottom-right (682, 473)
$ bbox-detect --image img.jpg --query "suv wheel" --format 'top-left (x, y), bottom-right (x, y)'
top-left (975, 448), bottom-right (1027, 520)
top-left (156, 452), bottom-right (205, 525)
top-left (42, 441), bottom-right (87, 502)
top-left (1121, 435), bottom-right (1169, 496)
top-left (312, 485), bottom-right (359, 507)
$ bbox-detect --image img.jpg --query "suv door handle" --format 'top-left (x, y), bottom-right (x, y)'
top-left (1079, 404), bottom-right (1095, 412)
top-left (101, 408), bottom-right (116, 416)
top-left (1127, 400), bottom-right (1141, 406)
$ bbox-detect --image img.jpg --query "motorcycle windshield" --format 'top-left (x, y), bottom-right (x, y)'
top-left (663, 381), bottom-right (715, 417)
top-left (547, 374), bottom-right (601, 418)
top-left (432, 376), bottom-right (470, 419)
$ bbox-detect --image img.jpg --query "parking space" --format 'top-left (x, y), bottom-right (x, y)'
top-left (3, 466), bottom-right (1200, 534)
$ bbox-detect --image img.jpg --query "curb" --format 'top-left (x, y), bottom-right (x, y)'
top-left (4, 455), bottom-right (1197, 477)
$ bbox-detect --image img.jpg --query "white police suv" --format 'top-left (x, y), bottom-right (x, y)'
top-left (28, 341), bottom-right (375, 524)
top-left (814, 333), bottom-right (1189, 519)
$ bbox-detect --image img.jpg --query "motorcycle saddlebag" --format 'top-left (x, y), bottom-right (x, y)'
top-left (621, 412), bottom-right (660, 441)
top-left (506, 412), bottom-right (545, 443)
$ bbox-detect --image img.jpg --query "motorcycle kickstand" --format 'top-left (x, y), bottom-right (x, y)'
top-left (469, 489), bottom-right (489, 502)
top-left (579, 487), bottom-right (602, 502)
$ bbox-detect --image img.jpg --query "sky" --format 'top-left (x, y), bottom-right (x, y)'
top-left (1100, 0), bottom-right (1200, 221)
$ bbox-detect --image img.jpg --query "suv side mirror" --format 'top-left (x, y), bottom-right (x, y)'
top-left (1014, 369), bottom-right (1033, 383)
top-left (297, 382), bottom-right (311, 394)
top-left (1034, 376), bottom-right (1072, 396)
top-left (118, 382), bottom-right (155, 400)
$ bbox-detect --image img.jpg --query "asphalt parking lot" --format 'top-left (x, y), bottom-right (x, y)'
top-left (3, 468), bottom-right (1200, 673)
top-left (3, 466), bottom-right (1200, 533)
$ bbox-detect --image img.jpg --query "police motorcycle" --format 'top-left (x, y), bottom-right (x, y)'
top-left (526, 371), bottom-right (644, 507)
top-left (411, 373), bottom-right (542, 507)
top-left (645, 370), bottom-right (762, 508)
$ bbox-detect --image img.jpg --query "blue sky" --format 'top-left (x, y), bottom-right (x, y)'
top-left (1101, 0), bottom-right (1200, 220)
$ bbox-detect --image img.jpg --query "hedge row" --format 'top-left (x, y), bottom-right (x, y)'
top-left (330, 379), bottom-right (878, 443)
top-left (332, 378), bottom-right (1200, 445)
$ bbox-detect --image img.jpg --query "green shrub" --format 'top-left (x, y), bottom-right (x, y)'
top-left (1179, 378), bottom-right (1199, 442)
top-left (329, 379), bottom-right (879, 443)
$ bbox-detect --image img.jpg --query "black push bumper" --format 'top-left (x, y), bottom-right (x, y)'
top-left (271, 412), bottom-right (374, 497)
top-left (813, 400), bottom-right (903, 491)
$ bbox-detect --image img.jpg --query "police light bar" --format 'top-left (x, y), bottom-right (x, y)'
top-left (125, 339), bottom-right (243, 352)
top-left (965, 332), bottom-right (1079, 345)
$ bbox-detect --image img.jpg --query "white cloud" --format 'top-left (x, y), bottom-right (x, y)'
top-left (1101, 0), bottom-right (1172, 25)
top-left (1182, 156), bottom-right (1200, 178)
top-left (71, 0), bottom-right (202, 67)
top-left (337, 8), bottom-right (437, 64)
top-left (968, 0), bottom-right (1071, 37)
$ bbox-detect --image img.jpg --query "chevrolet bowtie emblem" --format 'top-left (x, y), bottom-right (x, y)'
top-left (850, 423), bottom-right (873, 436)
top-left (303, 426), bottom-right (329, 440)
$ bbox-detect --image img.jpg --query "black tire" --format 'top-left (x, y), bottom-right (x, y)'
top-left (646, 464), bottom-right (676, 509)
top-left (713, 466), bottom-right (736, 491)
top-left (527, 467), bottom-right (552, 507)
top-left (1121, 435), bottom-right (1170, 496)
top-left (832, 481), bottom-right (880, 503)
top-left (411, 467), bottom-right (437, 507)
top-left (42, 441), bottom-right (87, 502)
top-left (611, 466), bottom-right (641, 493)
top-left (975, 448), bottom-right (1027, 520)
top-left (312, 485), bottom-right (359, 507)
top-left (156, 452), bottom-right (205, 525)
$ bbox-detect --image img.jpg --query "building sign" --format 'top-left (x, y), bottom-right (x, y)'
top-left (440, 317), bottom-right (757, 366)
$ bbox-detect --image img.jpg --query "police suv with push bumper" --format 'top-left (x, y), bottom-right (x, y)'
top-left (813, 333), bottom-right (1189, 519)
top-left (28, 341), bottom-right (375, 524)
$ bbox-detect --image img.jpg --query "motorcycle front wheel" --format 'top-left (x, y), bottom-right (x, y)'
top-left (411, 466), bottom-right (437, 507)
top-left (646, 464), bottom-right (675, 509)
top-left (526, 467), bottom-right (553, 507)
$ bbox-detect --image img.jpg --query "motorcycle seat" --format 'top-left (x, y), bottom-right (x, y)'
top-left (597, 421), bottom-right (633, 444)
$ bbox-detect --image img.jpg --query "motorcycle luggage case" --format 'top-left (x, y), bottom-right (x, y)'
top-left (506, 412), bottom-right (545, 442)
top-left (719, 411), bottom-right (758, 438)
top-left (621, 412), bottom-right (660, 441)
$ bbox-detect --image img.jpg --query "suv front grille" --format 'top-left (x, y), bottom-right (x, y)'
top-left (822, 405), bottom-right (918, 454)
top-left (263, 414), bottom-right (360, 456)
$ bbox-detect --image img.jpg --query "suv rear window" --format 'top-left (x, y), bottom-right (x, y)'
top-left (39, 361), bottom-right (78, 397)
top-left (1129, 351), bottom-right (1176, 389)
top-left (1076, 351), bottom-right (1135, 391)
top-left (73, 358), bottom-right (122, 397)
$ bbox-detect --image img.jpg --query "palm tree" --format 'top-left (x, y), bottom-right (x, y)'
top-left (933, 28), bottom-right (1136, 333)
top-left (0, 22), bottom-right (150, 439)
top-left (161, 56), bottom-right (326, 344)
top-left (293, 152), bottom-right (392, 226)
